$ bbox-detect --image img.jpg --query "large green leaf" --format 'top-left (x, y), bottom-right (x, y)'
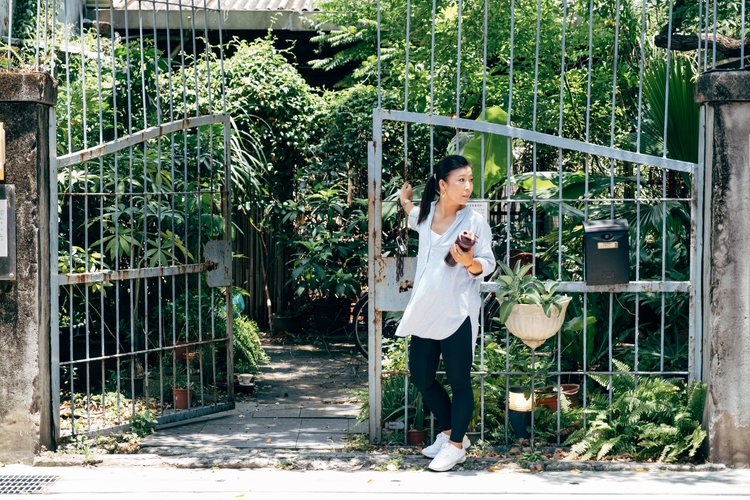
top-left (459, 106), bottom-right (511, 197)
top-left (641, 57), bottom-right (699, 163)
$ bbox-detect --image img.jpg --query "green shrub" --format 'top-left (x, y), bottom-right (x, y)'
top-left (564, 377), bottom-right (707, 463)
top-left (233, 314), bottom-right (269, 374)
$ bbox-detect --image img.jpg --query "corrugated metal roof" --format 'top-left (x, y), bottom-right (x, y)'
top-left (107, 0), bottom-right (320, 11)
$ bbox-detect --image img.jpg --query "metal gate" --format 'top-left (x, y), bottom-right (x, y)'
top-left (364, 0), bottom-right (745, 445)
top-left (39, 0), bottom-right (235, 439)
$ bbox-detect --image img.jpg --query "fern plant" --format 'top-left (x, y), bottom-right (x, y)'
top-left (564, 374), bottom-right (707, 463)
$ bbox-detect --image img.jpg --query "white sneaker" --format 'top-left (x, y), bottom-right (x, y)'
top-left (421, 432), bottom-right (471, 458)
top-left (428, 442), bottom-right (467, 472)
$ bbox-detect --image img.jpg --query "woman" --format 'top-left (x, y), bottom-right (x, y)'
top-left (396, 155), bottom-right (495, 472)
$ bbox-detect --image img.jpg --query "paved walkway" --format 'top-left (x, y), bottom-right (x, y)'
top-left (6, 464), bottom-right (750, 499)
top-left (140, 340), bottom-right (369, 454)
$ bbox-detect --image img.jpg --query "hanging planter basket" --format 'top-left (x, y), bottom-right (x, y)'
top-left (503, 296), bottom-right (572, 350)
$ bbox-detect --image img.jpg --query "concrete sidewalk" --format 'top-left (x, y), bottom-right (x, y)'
top-left (139, 400), bottom-right (366, 453)
top-left (4, 463), bottom-right (750, 499)
top-left (140, 340), bottom-right (369, 455)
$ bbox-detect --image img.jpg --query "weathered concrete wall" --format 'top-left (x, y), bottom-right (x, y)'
top-left (697, 70), bottom-right (750, 468)
top-left (0, 72), bottom-right (56, 464)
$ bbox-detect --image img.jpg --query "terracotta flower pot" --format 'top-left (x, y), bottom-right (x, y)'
top-left (407, 429), bottom-right (428, 446)
top-left (535, 383), bottom-right (580, 411)
top-left (173, 387), bottom-right (191, 409)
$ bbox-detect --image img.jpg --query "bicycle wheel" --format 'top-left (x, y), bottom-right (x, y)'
top-left (352, 294), bottom-right (370, 357)
top-left (352, 293), bottom-right (400, 358)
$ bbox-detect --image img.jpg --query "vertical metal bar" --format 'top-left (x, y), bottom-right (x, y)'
top-left (403, 338), bottom-right (409, 445)
top-left (108, 0), bottom-right (122, 426)
top-left (137, 0), bottom-right (151, 411)
top-left (608, 293), bottom-right (613, 405)
top-left (190, 0), bottom-right (203, 408)
top-left (48, 0), bottom-right (55, 72)
top-left (6, 0), bottom-right (13, 69)
top-left (377, 0), bottom-right (381, 109)
top-left (505, 0), bottom-right (515, 272)
top-left (503, 305), bottom-right (510, 445)
top-left (403, 0), bottom-right (410, 189)
top-left (428, 0), bottom-right (436, 170)
top-left (456, 0), bottom-right (463, 117)
top-left (608, 0), bottom-right (623, 398)
top-left (429, 0), bottom-right (436, 171)
top-left (368, 120), bottom-right (384, 442)
top-left (49, 104), bottom-right (61, 442)
top-left (609, 0), bottom-right (622, 220)
top-left (555, 0), bottom-right (569, 442)
top-left (63, 0), bottom-right (76, 435)
top-left (531, 0), bottom-right (542, 273)
top-left (660, 0), bottom-right (676, 374)
top-left (663, 0), bottom-right (674, 160)
top-left (35, 0), bottom-right (41, 68)
top-left (48, 0), bottom-right (56, 73)
top-left (703, 0), bottom-right (710, 72)
top-left (634, 0), bottom-right (648, 383)
top-left (582, 293), bottom-right (588, 428)
top-left (504, 0), bottom-right (517, 446)
top-left (697, 0), bottom-right (703, 72)
top-left (479, 0), bottom-right (489, 440)
top-left (691, 107), bottom-right (706, 382)
top-left (479, 0), bottom-right (488, 197)
top-left (556, 0), bottom-right (568, 283)
top-left (479, 299), bottom-right (485, 442)
top-left (741, 0), bottom-right (746, 69)
top-left (216, 0), bottom-right (234, 401)
top-left (151, 0), bottom-right (165, 410)
top-left (584, 0), bottom-right (593, 221)
top-left (164, 0), bottom-right (177, 416)
top-left (125, 0), bottom-right (138, 419)
top-left (202, 0), bottom-right (215, 406)
top-left (712, 0), bottom-right (717, 68)
top-left (178, 0), bottom-right (189, 411)
top-left (78, 0), bottom-right (92, 433)
top-left (530, 348), bottom-right (536, 446)
top-left (94, 0), bottom-right (107, 427)
top-left (224, 122), bottom-right (234, 403)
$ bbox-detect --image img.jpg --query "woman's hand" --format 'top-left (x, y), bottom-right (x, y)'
top-left (400, 182), bottom-right (413, 205)
top-left (400, 182), bottom-right (415, 213)
top-left (450, 243), bottom-right (475, 268)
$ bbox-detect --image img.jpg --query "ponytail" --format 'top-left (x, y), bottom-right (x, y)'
top-left (417, 175), bottom-right (437, 224)
top-left (417, 155), bottom-right (470, 225)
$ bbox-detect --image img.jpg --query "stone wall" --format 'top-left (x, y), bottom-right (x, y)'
top-left (697, 70), bottom-right (750, 467)
top-left (0, 72), bottom-right (56, 463)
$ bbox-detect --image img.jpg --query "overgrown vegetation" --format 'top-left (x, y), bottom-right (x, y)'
top-left (565, 375), bottom-right (707, 463)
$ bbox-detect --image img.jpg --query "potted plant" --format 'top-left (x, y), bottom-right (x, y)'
top-left (535, 383), bottom-right (581, 411)
top-left (406, 393), bottom-right (428, 446)
top-left (495, 261), bottom-right (572, 350)
top-left (170, 364), bottom-right (195, 410)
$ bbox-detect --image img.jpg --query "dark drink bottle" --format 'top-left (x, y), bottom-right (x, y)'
top-left (445, 231), bottom-right (477, 266)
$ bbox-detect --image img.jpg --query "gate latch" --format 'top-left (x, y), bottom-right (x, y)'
top-left (204, 240), bottom-right (232, 288)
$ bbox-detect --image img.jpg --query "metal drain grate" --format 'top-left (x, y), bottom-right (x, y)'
top-left (0, 475), bottom-right (59, 495)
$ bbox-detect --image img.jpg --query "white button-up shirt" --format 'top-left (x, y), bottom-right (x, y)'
top-left (395, 202), bottom-right (496, 345)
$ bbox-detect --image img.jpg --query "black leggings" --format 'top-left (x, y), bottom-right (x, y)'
top-left (408, 317), bottom-right (474, 444)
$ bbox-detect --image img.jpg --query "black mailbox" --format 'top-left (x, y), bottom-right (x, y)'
top-left (583, 219), bottom-right (629, 285)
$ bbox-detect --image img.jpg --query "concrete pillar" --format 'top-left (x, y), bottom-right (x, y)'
top-left (696, 70), bottom-right (750, 467)
top-left (0, 72), bottom-right (57, 463)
